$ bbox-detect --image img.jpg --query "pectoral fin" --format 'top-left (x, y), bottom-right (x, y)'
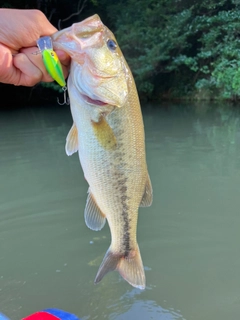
top-left (65, 123), bottom-right (78, 156)
top-left (84, 190), bottom-right (106, 231)
top-left (140, 173), bottom-right (153, 207)
top-left (91, 116), bottom-right (117, 150)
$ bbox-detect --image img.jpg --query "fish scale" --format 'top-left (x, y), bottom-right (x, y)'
top-left (53, 14), bottom-right (153, 289)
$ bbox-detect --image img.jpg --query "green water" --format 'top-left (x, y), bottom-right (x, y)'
top-left (1, 103), bottom-right (240, 320)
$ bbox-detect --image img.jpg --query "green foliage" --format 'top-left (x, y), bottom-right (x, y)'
top-left (99, 0), bottom-right (240, 100)
top-left (99, 0), bottom-right (193, 97)
top-left (192, 8), bottom-right (240, 100)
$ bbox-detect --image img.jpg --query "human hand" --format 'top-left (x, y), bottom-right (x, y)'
top-left (0, 9), bottom-right (70, 86)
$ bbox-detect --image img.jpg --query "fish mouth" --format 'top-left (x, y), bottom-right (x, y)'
top-left (80, 93), bottom-right (109, 106)
top-left (52, 14), bottom-right (104, 56)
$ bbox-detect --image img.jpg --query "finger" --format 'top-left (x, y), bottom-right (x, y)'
top-left (33, 10), bottom-right (58, 37)
top-left (20, 47), bottom-right (55, 83)
top-left (22, 47), bottom-right (70, 82)
top-left (55, 49), bottom-right (71, 78)
top-left (1, 10), bottom-right (58, 49)
top-left (55, 50), bottom-right (70, 66)
top-left (13, 53), bottom-right (44, 86)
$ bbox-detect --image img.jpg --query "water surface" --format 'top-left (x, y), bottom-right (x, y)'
top-left (1, 103), bottom-right (240, 319)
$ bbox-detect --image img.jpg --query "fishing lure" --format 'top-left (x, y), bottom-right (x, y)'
top-left (36, 36), bottom-right (68, 105)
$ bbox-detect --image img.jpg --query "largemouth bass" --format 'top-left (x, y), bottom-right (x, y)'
top-left (53, 14), bottom-right (153, 290)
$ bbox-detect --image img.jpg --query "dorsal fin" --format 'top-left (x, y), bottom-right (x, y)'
top-left (84, 190), bottom-right (106, 231)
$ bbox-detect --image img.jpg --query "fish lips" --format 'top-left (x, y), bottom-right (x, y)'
top-left (52, 14), bottom-right (104, 60)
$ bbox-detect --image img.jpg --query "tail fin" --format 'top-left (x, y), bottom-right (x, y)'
top-left (94, 244), bottom-right (145, 290)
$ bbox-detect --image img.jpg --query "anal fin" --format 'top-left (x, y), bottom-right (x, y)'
top-left (84, 190), bottom-right (106, 231)
top-left (140, 173), bottom-right (153, 207)
top-left (65, 123), bottom-right (78, 156)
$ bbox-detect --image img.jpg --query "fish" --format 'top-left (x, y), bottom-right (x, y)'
top-left (52, 14), bottom-right (153, 290)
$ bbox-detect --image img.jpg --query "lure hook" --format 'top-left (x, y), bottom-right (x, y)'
top-left (57, 86), bottom-right (70, 105)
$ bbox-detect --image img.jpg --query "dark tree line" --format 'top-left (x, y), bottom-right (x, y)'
top-left (1, 0), bottom-right (240, 105)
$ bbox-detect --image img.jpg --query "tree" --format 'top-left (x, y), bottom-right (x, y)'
top-left (99, 0), bottom-right (240, 100)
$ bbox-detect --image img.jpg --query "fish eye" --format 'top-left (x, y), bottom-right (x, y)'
top-left (107, 39), bottom-right (117, 51)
